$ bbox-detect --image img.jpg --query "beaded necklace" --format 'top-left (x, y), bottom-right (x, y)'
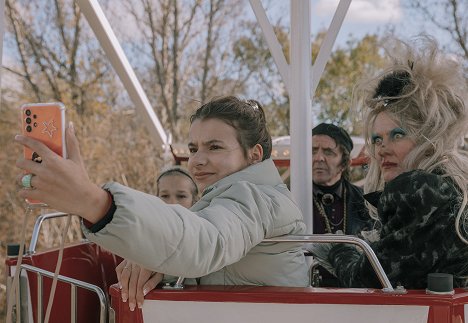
top-left (313, 187), bottom-right (347, 234)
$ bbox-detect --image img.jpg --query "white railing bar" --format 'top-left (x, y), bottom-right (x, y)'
top-left (263, 234), bottom-right (393, 291)
top-left (21, 264), bottom-right (107, 323)
top-left (71, 284), bottom-right (77, 323)
top-left (29, 212), bottom-right (70, 253)
top-left (37, 274), bottom-right (43, 323)
top-left (172, 234), bottom-right (393, 292)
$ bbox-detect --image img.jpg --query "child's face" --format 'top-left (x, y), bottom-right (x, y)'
top-left (158, 174), bottom-right (195, 208)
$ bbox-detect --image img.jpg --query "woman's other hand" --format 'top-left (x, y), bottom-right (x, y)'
top-left (116, 259), bottom-right (163, 311)
top-left (15, 122), bottom-right (109, 223)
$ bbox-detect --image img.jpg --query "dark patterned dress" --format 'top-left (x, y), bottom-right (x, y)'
top-left (327, 170), bottom-right (468, 289)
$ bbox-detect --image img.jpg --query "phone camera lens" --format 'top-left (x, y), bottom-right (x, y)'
top-left (33, 122), bottom-right (38, 127)
top-left (26, 117), bottom-right (32, 124)
top-left (25, 109), bottom-right (31, 116)
top-left (26, 125), bottom-right (32, 132)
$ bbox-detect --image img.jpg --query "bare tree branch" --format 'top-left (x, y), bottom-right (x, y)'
top-left (406, 0), bottom-right (467, 61)
top-left (6, 0), bottom-right (42, 101)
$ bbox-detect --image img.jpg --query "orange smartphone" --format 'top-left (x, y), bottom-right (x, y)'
top-left (20, 102), bottom-right (67, 205)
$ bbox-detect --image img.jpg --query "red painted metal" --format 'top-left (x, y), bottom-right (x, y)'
top-left (173, 154), bottom-right (291, 167)
top-left (7, 241), bottom-right (468, 323)
top-left (110, 286), bottom-right (145, 323)
top-left (173, 151), bottom-right (368, 168)
top-left (108, 284), bottom-right (468, 323)
top-left (171, 143), bottom-right (368, 168)
top-left (350, 155), bottom-right (370, 166)
top-left (5, 242), bottom-right (121, 323)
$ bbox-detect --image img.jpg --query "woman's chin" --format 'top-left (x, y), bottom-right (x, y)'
top-left (383, 170), bottom-right (402, 183)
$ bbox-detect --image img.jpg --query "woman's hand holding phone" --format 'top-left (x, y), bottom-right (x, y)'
top-left (20, 103), bottom-right (66, 205)
top-left (16, 120), bottom-right (110, 224)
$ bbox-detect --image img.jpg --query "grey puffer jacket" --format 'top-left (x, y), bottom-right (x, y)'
top-left (83, 159), bottom-right (309, 287)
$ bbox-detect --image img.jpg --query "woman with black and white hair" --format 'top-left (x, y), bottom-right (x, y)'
top-left (313, 35), bottom-right (468, 289)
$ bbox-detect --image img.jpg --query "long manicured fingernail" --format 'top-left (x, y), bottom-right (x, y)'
top-left (129, 303), bottom-right (135, 311)
top-left (118, 282), bottom-right (122, 289)
top-left (138, 302), bottom-right (142, 309)
top-left (15, 135), bottom-right (22, 141)
top-left (143, 288), bottom-right (148, 296)
top-left (69, 121), bottom-right (74, 133)
top-left (122, 294), bottom-right (127, 302)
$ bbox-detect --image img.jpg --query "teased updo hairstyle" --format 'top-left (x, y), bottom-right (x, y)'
top-left (190, 96), bottom-right (272, 160)
top-left (354, 35), bottom-right (468, 243)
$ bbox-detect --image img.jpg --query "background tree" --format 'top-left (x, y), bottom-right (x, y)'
top-left (0, 1), bottom-right (252, 316)
top-left (117, 0), bottom-right (250, 140)
top-left (232, 21), bottom-right (290, 135)
top-left (0, 1), bottom-right (162, 315)
top-left (404, 0), bottom-right (467, 76)
top-left (313, 33), bottom-right (386, 134)
top-left (233, 24), bottom-right (386, 135)
top-left (404, 0), bottom-right (467, 147)
top-left (4, 0), bottom-right (113, 115)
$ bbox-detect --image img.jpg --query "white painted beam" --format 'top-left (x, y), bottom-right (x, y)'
top-left (249, 0), bottom-right (290, 92)
top-left (76, 0), bottom-right (168, 148)
top-left (290, 0), bottom-right (313, 233)
top-left (310, 0), bottom-right (351, 95)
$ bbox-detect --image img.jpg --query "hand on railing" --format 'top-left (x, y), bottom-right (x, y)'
top-left (116, 259), bottom-right (163, 311)
top-left (306, 242), bottom-right (336, 276)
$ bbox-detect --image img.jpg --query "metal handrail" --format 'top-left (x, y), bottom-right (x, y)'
top-left (20, 264), bottom-right (107, 323)
top-left (29, 212), bottom-right (73, 253)
top-left (170, 234), bottom-right (394, 292)
top-left (263, 235), bottom-right (394, 292)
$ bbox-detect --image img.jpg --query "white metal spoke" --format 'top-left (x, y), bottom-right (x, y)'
top-left (249, 0), bottom-right (290, 92)
top-left (76, 0), bottom-right (168, 148)
top-left (310, 0), bottom-right (351, 95)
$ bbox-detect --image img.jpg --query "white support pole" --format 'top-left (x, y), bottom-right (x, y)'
top-left (290, 1), bottom-right (313, 233)
top-left (249, 0), bottom-right (290, 92)
top-left (76, 0), bottom-right (168, 148)
top-left (310, 0), bottom-right (351, 95)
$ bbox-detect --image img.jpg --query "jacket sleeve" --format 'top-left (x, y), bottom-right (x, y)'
top-left (328, 171), bottom-right (463, 289)
top-left (346, 182), bottom-right (375, 234)
top-left (328, 244), bottom-right (380, 288)
top-left (82, 181), bottom-right (276, 278)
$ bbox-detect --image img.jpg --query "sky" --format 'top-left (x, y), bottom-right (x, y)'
top-left (313, 0), bottom-right (403, 45)
top-left (2, 0), bottom-right (454, 107)
top-left (104, 0), bottom-right (425, 49)
top-left (263, 0), bottom-right (435, 49)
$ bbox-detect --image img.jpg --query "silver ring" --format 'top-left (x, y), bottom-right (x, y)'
top-left (21, 174), bottom-right (34, 189)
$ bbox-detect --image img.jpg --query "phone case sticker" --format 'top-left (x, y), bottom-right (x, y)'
top-left (41, 119), bottom-right (58, 138)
